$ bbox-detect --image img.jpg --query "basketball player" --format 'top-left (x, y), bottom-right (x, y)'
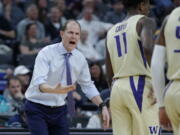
top-left (151, 7), bottom-right (180, 135)
top-left (105, 0), bottom-right (160, 134)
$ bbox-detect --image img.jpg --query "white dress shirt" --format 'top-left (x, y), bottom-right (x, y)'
top-left (25, 42), bottom-right (100, 106)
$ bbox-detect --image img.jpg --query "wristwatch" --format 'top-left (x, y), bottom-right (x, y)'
top-left (99, 102), bottom-right (106, 112)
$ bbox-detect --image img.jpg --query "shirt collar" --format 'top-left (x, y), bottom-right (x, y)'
top-left (58, 42), bottom-right (76, 55)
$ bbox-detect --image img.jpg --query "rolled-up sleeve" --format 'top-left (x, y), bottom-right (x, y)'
top-left (77, 61), bottom-right (100, 99)
top-left (30, 49), bottom-right (50, 87)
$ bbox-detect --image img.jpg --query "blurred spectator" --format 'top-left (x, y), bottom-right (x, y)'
top-left (19, 23), bottom-right (45, 55)
top-left (5, 68), bottom-right (13, 77)
top-left (0, 1), bottom-right (2, 13)
top-left (89, 61), bottom-right (108, 92)
top-left (152, 0), bottom-right (172, 8)
top-left (0, 95), bottom-right (10, 114)
top-left (0, 44), bottom-right (12, 55)
top-left (150, 0), bottom-right (180, 28)
top-left (77, 30), bottom-right (102, 61)
top-left (0, 44), bottom-right (13, 65)
top-left (8, 103), bottom-right (28, 128)
top-left (3, 65), bottom-right (14, 79)
top-left (94, 0), bottom-right (111, 20)
top-left (78, 7), bottom-right (112, 46)
top-left (103, 0), bottom-right (114, 4)
top-left (82, 0), bottom-right (96, 10)
top-left (15, 0), bottom-right (26, 12)
top-left (172, 0), bottom-right (180, 7)
top-left (0, 69), bottom-right (7, 93)
top-left (95, 38), bottom-right (106, 59)
top-left (86, 89), bottom-right (111, 128)
top-left (0, 14), bottom-right (15, 46)
top-left (169, 0), bottom-right (180, 11)
top-left (45, 6), bottom-right (67, 41)
top-left (14, 65), bottom-right (31, 94)
top-left (35, 0), bottom-right (49, 24)
top-left (0, 65), bottom-right (14, 93)
top-left (3, 76), bottom-right (24, 115)
top-left (1, 0), bottom-right (25, 29)
top-left (66, 0), bottom-right (82, 19)
top-left (53, 0), bottom-right (66, 14)
top-left (0, 45), bottom-right (13, 65)
top-left (17, 4), bottom-right (45, 41)
top-left (53, 0), bottom-right (80, 19)
top-left (150, 0), bottom-right (173, 27)
top-left (77, 0), bottom-right (99, 21)
top-left (78, 0), bottom-right (110, 21)
top-left (103, 0), bottom-right (126, 24)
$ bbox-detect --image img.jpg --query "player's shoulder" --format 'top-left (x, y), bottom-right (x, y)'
top-left (166, 7), bottom-right (180, 21)
top-left (137, 16), bottom-right (156, 33)
top-left (138, 16), bottom-right (155, 26)
top-left (171, 7), bottom-right (180, 14)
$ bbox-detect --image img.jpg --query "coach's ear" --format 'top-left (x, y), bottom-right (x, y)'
top-left (60, 30), bottom-right (64, 38)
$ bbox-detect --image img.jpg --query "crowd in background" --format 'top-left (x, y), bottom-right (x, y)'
top-left (0, 0), bottom-right (179, 129)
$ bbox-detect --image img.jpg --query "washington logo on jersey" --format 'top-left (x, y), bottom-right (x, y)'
top-left (149, 126), bottom-right (160, 134)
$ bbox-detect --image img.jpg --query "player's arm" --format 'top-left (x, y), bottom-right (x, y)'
top-left (137, 17), bottom-right (157, 105)
top-left (151, 17), bottom-right (172, 130)
top-left (137, 17), bottom-right (156, 65)
top-left (151, 17), bottom-right (168, 107)
top-left (105, 38), bottom-right (114, 89)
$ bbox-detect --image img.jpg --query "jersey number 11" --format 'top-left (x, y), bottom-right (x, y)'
top-left (114, 32), bottom-right (127, 57)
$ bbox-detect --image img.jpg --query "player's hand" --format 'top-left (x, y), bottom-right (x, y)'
top-left (53, 83), bottom-right (76, 94)
top-left (148, 88), bottom-right (157, 105)
top-left (159, 107), bottom-right (172, 131)
top-left (101, 106), bottom-right (110, 130)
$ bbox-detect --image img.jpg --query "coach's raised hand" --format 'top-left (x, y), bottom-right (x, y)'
top-left (39, 83), bottom-right (76, 94)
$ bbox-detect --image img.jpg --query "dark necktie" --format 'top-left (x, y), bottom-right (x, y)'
top-left (64, 53), bottom-right (75, 116)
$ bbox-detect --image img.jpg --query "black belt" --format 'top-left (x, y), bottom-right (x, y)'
top-left (27, 100), bottom-right (64, 109)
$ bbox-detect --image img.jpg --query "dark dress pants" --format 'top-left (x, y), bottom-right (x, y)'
top-left (25, 100), bottom-right (69, 135)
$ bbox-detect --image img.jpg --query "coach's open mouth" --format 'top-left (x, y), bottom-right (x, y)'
top-left (69, 41), bottom-right (76, 45)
